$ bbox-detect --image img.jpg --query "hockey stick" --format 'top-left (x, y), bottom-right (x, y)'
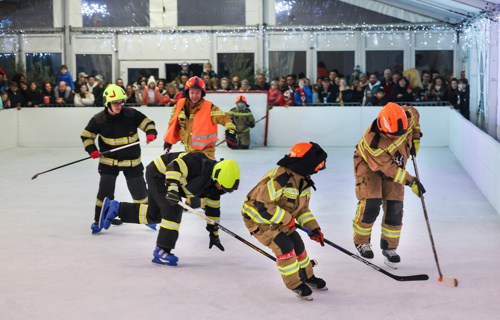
top-left (412, 156), bottom-right (458, 287)
top-left (177, 202), bottom-right (319, 266)
top-left (297, 226), bottom-right (429, 282)
top-left (31, 141), bottom-right (141, 180)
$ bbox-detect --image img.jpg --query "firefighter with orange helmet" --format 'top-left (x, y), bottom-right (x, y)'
top-left (241, 142), bottom-right (328, 300)
top-left (352, 102), bottom-right (425, 269)
top-left (228, 95), bottom-right (255, 149)
top-left (163, 76), bottom-right (237, 159)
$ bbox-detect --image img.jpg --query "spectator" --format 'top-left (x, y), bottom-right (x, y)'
top-left (133, 76), bottom-right (147, 91)
top-left (92, 75), bottom-right (105, 106)
top-left (201, 62), bottom-right (217, 79)
top-left (142, 76), bottom-right (163, 106)
top-left (1, 91), bottom-right (11, 109)
top-left (202, 74), bottom-right (211, 89)
top-left (317, 61), bottom-right (329, 78)
top-left (351, 66), bottom-right (361, 84)
top-left (6, 81), bottom-right (24, 110)
top-left (448, 78), bottom-right (460, 109)
top-left (74, 83), bottom-right (95, 107)
top-left (0, 73), bottom-right (8, 92)
top-left (19, 81), bottom-right (29, 104)
top-left (336, 77), bottom-right (353, 105)
top-left (311, 78), bottom-right (322, 102)
top-left (157, 79), bottom-right (166, 95)
top-left (392, 72), bottom-right (402, 86)
top-left (115, 78), bottom-right (125, 90)
top-left (87, 75), bottom-right (98, 93)
top-left (380, 69), bottom-right (393, 96)
top-left (430, 69), bottom-right (440, 80)
top-left (267, 80), bottom-right (285, 107)
top-left (162, 83), bottom-right (182, 106)
top-left (179, 73), bottom-right (189, 96)
top-left (56, 65), bottom-right (75, 91)
top-left (420, 70), bottom-right (431, 94)
top-left (240, 79), bottom-right (251, 92)
top-left (286, 74), bottom-right (296, 92)
top-left (458, 78), bottom-right (470, 120)
top-left (12, 73), bottom-right (25, 87)
top-left (208, 77), bottom-right (220, 91)
top-left (219, 77), bottom-right (232, 91)
top-left (353, 73), bottom-right (368, 103)
top-left (363, 74), bottom-right (381, 106)
top-left (317, 77), bottom-right (338, 103)
top-left (283, 89), bottom-right (294, 106)
top-left (460, 71), bottom-right (466, 80)
top-left (42, 82), bottom-right (56, 104)
top-left (390, 77), bottom-right (413, 103)
top-left (125, 84), bottom-right (137, 104)
top-left (372, 86), bottom-right (389, 106)
top-left (251, 73), bottom-right (270, 91)
top-left (74, 72), bottom-right (88, 93)
top-left (54, 81), bottom-right (75, 105)
top-left (135, 79), bottom-right (147, 104)
top-left (329, 70), bottom-right (338, 83)
top-left (232, 76), bottom-right (241, 90)
top-left (428, 76), bottom-right (448, 103)
top-left (294, 78), bottom-right (312, 106)
top-left (25, 81), bottom-right (43, 107)
top-left (278, 76), bottom-right (287, 93)
top-left (177, 61), bottom-right (193, 81)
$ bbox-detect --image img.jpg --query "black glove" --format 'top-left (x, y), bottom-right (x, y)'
top-left (409, 178), bottom-right (426, 197)
top-left (225, 129), bottom-right (238, 149)
top-left (309, 228), bottom-right (325, 246)
top-left (163, 142), bottom-right (172, 154)
top-left (166, 184), bottom-right (180, 205)
top-left (206, 224), bottom-right (225, 251)
top-left (248, 122), bottom-right (255, 128)
top-left (410, 139), bottom-right (420, 157)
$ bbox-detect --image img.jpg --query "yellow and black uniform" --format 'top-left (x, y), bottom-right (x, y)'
top-left (242, 142), bottom-right (327, 291)
top-left (352, 105), bottom-right (421, 250)
top-left (164, 97), bottom-right (235, 160)
top-left (113, 152), bottom-right (225, 251)
top-left (229, 106), bottom-right (255, 149)
top-left (81, 106), bottom-right (157, 223)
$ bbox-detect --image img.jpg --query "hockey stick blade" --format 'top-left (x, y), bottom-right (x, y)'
top-left (440, 276), bottom-right (458, 287)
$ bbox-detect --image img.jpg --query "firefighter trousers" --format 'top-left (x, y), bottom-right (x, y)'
top-left (353, 165), bottom-right (405, 250)
top-left (236, 132), bottom-right (250, 149)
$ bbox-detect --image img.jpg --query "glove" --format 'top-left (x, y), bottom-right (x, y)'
top-left (166, 184), bottom-right (180, 205)
top-left (225, 129), bottom-right (238, 149)
top-left (309, 228), bottom-right (325, 246)
top-left (163, 142), bottom-right (172, 154)
top-left (410, 139), bottom-right (420, 156)
top-left (90, 150), bottom-right (100, 159)
top-left (249, 122), bottom-right (255, 128)
top-left (147, 134), bottom-right (156, 142)
top-left (206, 224), bottom-right (225, 251)
top-left (283, 218), bottom-right (295, 229)
top-left (409, 178), bottom-right (426, 197)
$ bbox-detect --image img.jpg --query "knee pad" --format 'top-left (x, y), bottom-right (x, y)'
top-left (273, 232), bottom-right (294, 255)
top-left (384, 200), bottom-right (403, 226)
top-left (361, 198), bottom-right (382, 224)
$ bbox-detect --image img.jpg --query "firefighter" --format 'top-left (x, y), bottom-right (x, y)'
top-left (241, 142), bottom-right (328, 300)
top-left (228, 95), bottom-right (255, 149)
top-left (81, 84), bottom-right (157, 234)
top-left (97, 152), bottom-right (240, 266)
top-left (352, 102), bottom-right (425, 269)
top-left (163, 76), bottom-right (237, 159)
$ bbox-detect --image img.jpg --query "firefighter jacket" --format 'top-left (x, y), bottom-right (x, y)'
top-left (163, 98), bottom-right (235, 157)
top-left (229, 107), bottom-right (255, 134)
top-left (242, 166), bottom-right (320, 233)
top-left (81, 107), bottom-right (157, 167)
top-left (149, 152), bottom-right (224, 222)
top-left (354, 105), bottom-right (421, 185)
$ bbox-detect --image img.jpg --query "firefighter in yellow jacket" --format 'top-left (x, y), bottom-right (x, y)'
top-left (352, 102), bottom-right (425, 269)
top-left (242, 142), bottom-right (328, 300)
top-left (163, 76), bottom-right (237, 159)
top-left (229, 95), bottom-right (255, 149)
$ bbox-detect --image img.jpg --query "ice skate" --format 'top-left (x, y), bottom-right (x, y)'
top-left (382, 249), bottom-right (400, 269)
top-left (306, 275), bottom-right (328, 290)
top-left (146, 224), bottom-right (157, 230)
top-left (91, 223), bottom-right (101, 234)
top-left (356, 243), bottom-right (374, 259)
top-left (152, 246), bottom-right (178, 266)
top-left (292, 283), bottom-right (313, 301)
top-left (103, 200), bottom-right (120, 230)
top-left (97, 197), bottom-right (111, 229)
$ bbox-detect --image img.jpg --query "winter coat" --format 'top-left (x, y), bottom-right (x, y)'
top-left (142, 87), bottom-right (163, 105)
top-left (294, 86), bottom-right (312, 106)
top-left (74, 92), bottom-right (95, 107)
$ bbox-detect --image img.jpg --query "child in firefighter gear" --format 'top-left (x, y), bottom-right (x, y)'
top-left (228, 95), bottom-right (255, 149)
top-left (352, 102), bottom-right (425, 269)
top-left (81, 84), bottom-right (157, 234)
top-left (241, 142), bottom-right (328, 300)
top-left (98, 152), bottom-right (240, 266)
top-left (163, 76), bottom-right (237, 159)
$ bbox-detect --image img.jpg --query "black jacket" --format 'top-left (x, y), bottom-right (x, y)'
top-left (317, 84), bottom-right (339, 103)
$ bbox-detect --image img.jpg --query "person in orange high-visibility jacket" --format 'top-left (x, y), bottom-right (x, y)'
top-left (163, 76), bottom-right (237, 160)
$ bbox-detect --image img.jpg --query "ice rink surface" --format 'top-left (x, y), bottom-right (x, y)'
top-left (1, 145), bottom-right (499, 320)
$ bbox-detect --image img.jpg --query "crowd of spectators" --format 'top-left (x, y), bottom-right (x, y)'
top-left (0, 62), bottom-right (470, 119)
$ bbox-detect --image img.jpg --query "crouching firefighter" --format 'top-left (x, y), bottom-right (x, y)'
top-left (241, 142), bottom-right (328, 300)
top-left (97, 152), bottom-right (240, 266)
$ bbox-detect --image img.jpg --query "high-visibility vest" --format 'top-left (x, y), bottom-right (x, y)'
top-left (163, 98), bottom-right (218, 150)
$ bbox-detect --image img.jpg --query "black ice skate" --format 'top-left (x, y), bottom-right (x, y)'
top-left (355, 243), bottom-right (374, 259)
top-left (306, 275), bottom-right (328, 290)
top-left (382, 249), bottom-right (401, 269)
top-left (291, 283), bottom-right (313, 301)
